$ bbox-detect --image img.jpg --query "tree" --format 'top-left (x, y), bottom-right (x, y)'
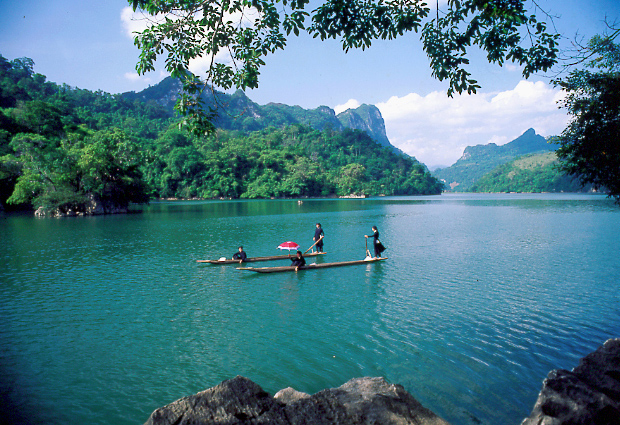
top-left (15, 100), bottom-right (64, 136)
top-left (129, 0), bottom-right (559, 133)
top-left (7, 130), bottom-right (151, 213)
top-left (554, 29), bottom-right (620, 204)
top-left (74, 129), bottom-right (151, 209)
top-left (337, 162), bottom-right (367, 195)
top-left (7, 133), bottom-right (83, 211)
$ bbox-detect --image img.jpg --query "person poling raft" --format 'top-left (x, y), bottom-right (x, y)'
top-left (364, 225), bottom-right (386, 259)
top-left (308, 223), bottom-right (325, 253)
top-left (237, 233), bottom-right (387, 273)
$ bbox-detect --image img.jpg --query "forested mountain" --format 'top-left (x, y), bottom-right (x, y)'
top-left (433, 129), bottom-right (555, 191)
top-left (144, 125), bottom-right (442, 200)
top-left (470, 152), bottom-right (589, 193)
top-left (121, 77), bottom-right (394, 151)
top-left (0, 54), bottom-right (441, 215)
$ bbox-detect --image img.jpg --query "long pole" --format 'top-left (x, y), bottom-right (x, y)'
top-left (304, 235), bottom-right (324, 254)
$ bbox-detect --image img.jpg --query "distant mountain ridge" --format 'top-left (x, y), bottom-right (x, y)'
top-left (433, 128), bottom-right (554, 191)
top-left (121, 77), bottom-right (394, 151)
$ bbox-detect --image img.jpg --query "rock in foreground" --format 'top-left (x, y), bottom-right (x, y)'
top-left (144, 376), bottom-right (449, 425)
top-left (522, 338), bottom-right (620, 425)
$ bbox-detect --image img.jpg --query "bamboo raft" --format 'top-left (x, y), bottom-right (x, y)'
top-left (237, 257), bottom-right (387, 273)
top-left (197, 252), bottom-right (327, 264)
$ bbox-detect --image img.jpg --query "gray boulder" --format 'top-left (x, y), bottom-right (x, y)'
top-left (144, 376), bottom-right (450, 425)
top-left (522, 338), bottom-right (620, 425)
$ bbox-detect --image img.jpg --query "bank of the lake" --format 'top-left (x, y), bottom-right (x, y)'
top-left (1, 193), bottom-right (619, 425)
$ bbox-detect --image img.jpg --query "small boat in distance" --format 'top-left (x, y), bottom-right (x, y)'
top-left (197, 252), bottom-right (327, 264)
top-left (237, 257), bottom-right (387, 273)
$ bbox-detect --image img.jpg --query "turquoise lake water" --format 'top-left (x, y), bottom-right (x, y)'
top-left (1, 193), bottom-right (619, 425)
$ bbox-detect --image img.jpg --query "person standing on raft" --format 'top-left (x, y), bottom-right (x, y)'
top-left (313, 223), bottom-right (325, 253)
top-left (365, 226), bottom-right (386, 259)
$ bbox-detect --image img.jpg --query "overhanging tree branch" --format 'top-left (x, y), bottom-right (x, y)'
top-left (552, 25), bottom-right (620, 204)
top-left (128, 0), bottom-right (560, 133)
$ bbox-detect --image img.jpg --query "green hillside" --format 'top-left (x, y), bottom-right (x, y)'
top-left (121, 77), bottom-right (394, 150)
top-left (0, 54), bottom-right (441, 214)
top-left (433, 129), bottom-right (555, 191)
top-left (470, 152), bottom-right (588, 193)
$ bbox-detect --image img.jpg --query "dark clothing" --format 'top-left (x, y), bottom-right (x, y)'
top-left (370, 229), bottom-right (385, 258)
top-left (232, 251), bottom-right (247, 261)
top-left (291, 256), bottom-right (306, 267)
top-left (313, 227), bottom-right (325, 252)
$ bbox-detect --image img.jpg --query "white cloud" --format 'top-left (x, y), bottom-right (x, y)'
top-left (334, 99), bottom-right (361, 114)
top-left (188, 49), bottom-right (233, 76)
top-left (124, 72), bottom-right (151, 84)
top-left (376, 80), bottom-right (569, 168)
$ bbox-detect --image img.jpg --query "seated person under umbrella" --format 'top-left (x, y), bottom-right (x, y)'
top-left (290, 250), bottom-right (306, 271)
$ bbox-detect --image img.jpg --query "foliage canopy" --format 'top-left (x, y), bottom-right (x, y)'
top-left (129, 0), bottom-right (559, 132)
top-left (554, 30), bottom-right (620, 204)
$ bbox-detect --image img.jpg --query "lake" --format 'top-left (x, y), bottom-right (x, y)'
top-left (1, 193), bottom-right (619, 425)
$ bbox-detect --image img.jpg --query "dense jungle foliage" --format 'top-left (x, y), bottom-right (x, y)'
top-left (470, 152), bottom-right (588, 194)
top-left (0, 54), bottom-right (442, 213)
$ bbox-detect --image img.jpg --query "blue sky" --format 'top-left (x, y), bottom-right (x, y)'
top-left (1, 0), bottom-right (618, 167)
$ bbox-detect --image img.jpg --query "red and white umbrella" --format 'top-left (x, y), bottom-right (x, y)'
top-left (277, 241), bottom-right (300, 251)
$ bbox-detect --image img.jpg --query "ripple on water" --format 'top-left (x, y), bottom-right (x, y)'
top-left (1, 195), bottom-right (619, 425)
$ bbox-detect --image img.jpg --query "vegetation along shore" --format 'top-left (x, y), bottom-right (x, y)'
top-left (0, 54), bottom-right (442, 216)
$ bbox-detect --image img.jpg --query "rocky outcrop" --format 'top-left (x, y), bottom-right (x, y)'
top-left (121, 78), bottom-right (400, 153)
top-left (337, 104), bottom-right (392, 148)
top-left (144, 341), bottom-right (620, 425)
top-left (522, 338), bottom-right (620, 425)
top-left (34, 195), bottom-right (128, 217)
top-left (144, 376), bottom-right (449, 425)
